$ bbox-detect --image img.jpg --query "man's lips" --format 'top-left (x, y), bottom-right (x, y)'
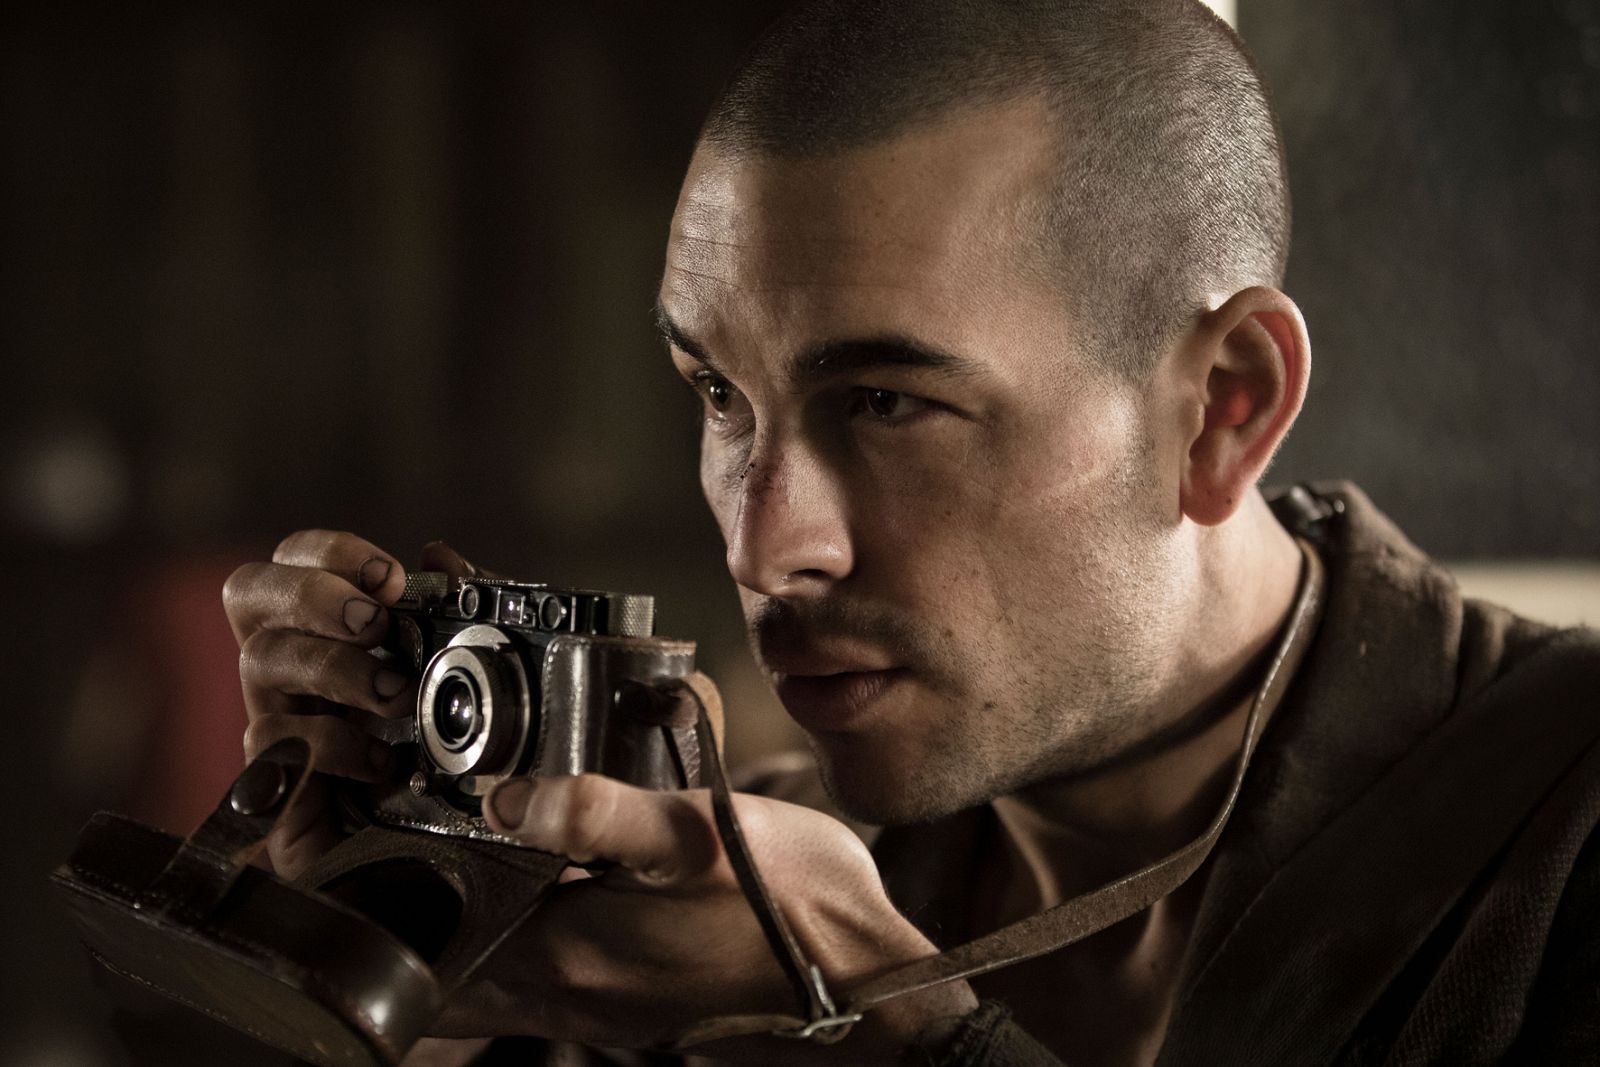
top-left (752, 601), bottom-right (916, 730)
top-left (772, 668), bottom-right (907, 731)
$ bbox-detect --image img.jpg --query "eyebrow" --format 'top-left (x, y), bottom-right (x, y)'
top-left (654, 303), bottom-right (716, 368)
top-left (652, 302), bottom-right (983, 385)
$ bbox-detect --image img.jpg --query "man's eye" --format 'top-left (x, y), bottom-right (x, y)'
top-left (861, 388), bottom-right (930, 420)
top-left (699, 374), bottom-right (735, 412)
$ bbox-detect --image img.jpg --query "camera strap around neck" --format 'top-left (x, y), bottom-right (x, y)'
top-left (671, 537), bottom-right (1326, 1049)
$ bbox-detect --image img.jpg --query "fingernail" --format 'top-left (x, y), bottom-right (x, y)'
top-left (368, 741), bottom-right (393, 774)
top-left (344, 598), bottom-right (379, 635)
top-left (358, 557), bottom-right (392, 593)
top-left (373, 669), bottom-right (407, 700)
top-left (489, 778), bottom-right (535, 830)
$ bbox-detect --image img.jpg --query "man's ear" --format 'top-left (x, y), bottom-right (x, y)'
top-left (1179, 286), bottom-right (1310, 526)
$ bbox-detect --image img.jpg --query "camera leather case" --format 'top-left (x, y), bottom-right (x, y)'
top-left (53, 737), bottom-right (573, 1067)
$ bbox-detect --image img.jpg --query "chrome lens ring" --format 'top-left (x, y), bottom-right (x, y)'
top-left (417, 631), bottom-right (531, 777)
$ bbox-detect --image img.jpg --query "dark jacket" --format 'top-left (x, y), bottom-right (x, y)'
top-left (896, 483), bottom-right (1600, 1065)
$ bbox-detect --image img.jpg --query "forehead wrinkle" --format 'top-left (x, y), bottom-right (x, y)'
top-left (659, 257), bottom-right (966, 303)
top-left (671, 224), bottom-right (958, 255)
top-left (670, 224), bottom-right (1004, 277)
top-left (665, 261), bottom-right (964, 299)
top-left (677, 168), bottom-right (1028, 272)
top-left (667, 226), bottom-right (1016, 298)
top-left (665, 262), bottom-right (753, 293)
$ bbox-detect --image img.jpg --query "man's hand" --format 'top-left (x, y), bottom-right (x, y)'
top-left (439, 773), bottom-right (979, 1063)
top-left (222, 530), bottom-right (473, 879)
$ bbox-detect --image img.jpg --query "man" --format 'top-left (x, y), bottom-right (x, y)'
top-left (224, 0), bottom-right (1600, 1063)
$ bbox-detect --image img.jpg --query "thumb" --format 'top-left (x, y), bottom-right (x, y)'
top-left (483, 774), bottom-right (720, 887)
top-left (420, 539), bottom-right (482, 581)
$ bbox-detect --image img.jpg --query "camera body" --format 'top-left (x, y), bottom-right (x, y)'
top-left (358, 571), bottom-right (700, 839)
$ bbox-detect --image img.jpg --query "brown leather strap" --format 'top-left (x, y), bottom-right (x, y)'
top-left (142, 737), bottom-right (315, 922)
top-left (674, 539), bottom-right (1326, 1048)
top-left (673, 674), bottom-right (862, 1045)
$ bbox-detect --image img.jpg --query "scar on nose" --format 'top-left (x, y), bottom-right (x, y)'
top-left (735, 459), bottom-right (783, 497)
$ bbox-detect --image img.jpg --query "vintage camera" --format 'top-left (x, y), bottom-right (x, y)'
top-left (54, 572), bottom-right (706, 1067)
top-left (355, 572), bottom-right (699, 838)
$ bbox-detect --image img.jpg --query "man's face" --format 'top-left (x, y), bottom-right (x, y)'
top-left (658, 102), bottom-right (1187, 823)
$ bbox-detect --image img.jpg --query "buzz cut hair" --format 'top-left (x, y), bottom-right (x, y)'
top-left (700, 0), bottom-right (1290, 378)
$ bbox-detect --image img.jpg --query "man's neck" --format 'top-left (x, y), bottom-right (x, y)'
top-left (993, 492), bottom-right (1305, 905)
top-left (966, 494), bottom-right (1306, 1067)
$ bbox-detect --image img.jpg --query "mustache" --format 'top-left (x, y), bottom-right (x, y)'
top-left (747, 596), bottom-right (941, 673)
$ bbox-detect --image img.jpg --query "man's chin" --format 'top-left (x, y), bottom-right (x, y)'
top-left (804, 735), bottom-right (992, 826)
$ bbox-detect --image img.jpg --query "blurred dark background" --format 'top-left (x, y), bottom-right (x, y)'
top-left (3, 1), bottom-right (1596, 1063)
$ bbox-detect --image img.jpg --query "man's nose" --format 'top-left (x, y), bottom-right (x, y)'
top-left (723, 442), bottom-right (853, 597)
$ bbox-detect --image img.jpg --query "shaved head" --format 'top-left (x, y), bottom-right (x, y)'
top-left (700, 0), bottom-right (1289, 377)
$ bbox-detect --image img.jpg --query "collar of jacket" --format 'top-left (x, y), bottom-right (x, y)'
top-left (1161, 481), bottom-right (1600, 1065)
top-left (1172, 481), bottom-right (1470, 989)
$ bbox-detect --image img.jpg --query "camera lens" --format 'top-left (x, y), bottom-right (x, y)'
top-left (432, 673), bottom-right (481, 752)
top-left (417, 631), bottom-right (536, 781)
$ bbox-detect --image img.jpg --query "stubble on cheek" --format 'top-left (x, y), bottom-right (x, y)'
top-left (779, 484), bottom-right (1119, 820)
top-left (928, 422), bottom-right (1176, 795)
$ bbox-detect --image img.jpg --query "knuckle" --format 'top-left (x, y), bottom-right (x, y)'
top-left (221, 563), bottom-right (260, 615)
top-left (271, 529), bottom-right (318, 563)
top-left (724, 793), bottom-right (765, 839)
top-left (288, 570), bottom-right (345, 636)
top-left (288, 565), bottom-right (324, 611)
top-left (242, 717), bottom-right (275, 757)
top-left (563, 775), bottom-right (618, 856)
top-left (278, 528), bottom-right (361, 568)
top-left (237, 629), bottom-right (277, 682)
top-left (309, 638), bottom-right (348, 682)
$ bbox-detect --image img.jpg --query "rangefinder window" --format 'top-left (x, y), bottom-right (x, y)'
top-left (399, 574), bottom-right (655, 639)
